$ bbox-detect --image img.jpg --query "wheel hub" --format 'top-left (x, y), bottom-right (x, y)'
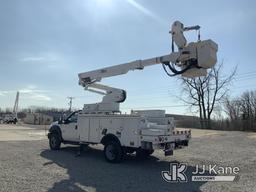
top-left (106, 145), bottom-right (116, 160)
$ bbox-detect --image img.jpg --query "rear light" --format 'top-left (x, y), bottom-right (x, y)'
top-left (173, 130), bottom-right (191, 135)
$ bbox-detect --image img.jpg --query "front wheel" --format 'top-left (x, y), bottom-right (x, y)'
top-left (104, 141), bottom-right (124, 163)
top-left (49, 133), bottom-right (61, 150)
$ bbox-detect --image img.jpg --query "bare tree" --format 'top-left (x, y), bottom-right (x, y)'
top-left (180, 63), bottom-right (236, 128)
top-left (239, 91), bottom-right (256, 131)
top-left (240, 91), bottom-right (256, 119)
top-left (223, 96), bottom-right (243, 131)
top-left (224, 97), bottom-right (241, 121)
top-left (224, 90), bottom-right (256, 131)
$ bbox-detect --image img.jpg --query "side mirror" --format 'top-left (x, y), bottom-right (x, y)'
top-left (64, 119), bottom-right (70, 124)
top-left (58, 117), bottom-right (63, 124)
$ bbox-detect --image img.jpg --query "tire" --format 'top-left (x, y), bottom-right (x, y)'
top-left (136, 149), bottom-right (153, 159)
top-left (49, 133), bottom-right (61, 150)
top-left (104, 141), bottom-right (124, 163)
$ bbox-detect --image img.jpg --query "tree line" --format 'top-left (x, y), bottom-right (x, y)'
top-left (224, 90), bottom-right (256, 131)
top-left (0, 107), bottom-right (72, 121)
top-left (180, 62), bottom-right (256, 131)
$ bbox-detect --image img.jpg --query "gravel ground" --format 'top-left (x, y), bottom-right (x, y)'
top-left (0, 125), bottom-right (256, 192)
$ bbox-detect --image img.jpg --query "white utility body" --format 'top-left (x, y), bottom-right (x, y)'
top-left (48, 21), bottom-right (218, 163)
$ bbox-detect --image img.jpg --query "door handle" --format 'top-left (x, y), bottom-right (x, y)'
top-left (75, 125), bottom-right (78, 130)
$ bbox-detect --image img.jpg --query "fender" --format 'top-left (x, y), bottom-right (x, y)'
top-left (48, 125), bottom-right (63, 141)
top-left (100, 134), bottom-right (121, 146)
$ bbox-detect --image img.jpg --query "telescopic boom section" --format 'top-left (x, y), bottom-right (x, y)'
top-left (78, 54), bottom-right (173, 87)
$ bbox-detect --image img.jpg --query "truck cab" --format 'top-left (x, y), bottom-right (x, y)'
top-left (60, 111), bottom-right (80, 142)
top-left (3, 114), bottom-right (17, 124)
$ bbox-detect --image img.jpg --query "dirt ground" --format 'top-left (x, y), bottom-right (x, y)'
top-left (0, 124), bottom-right (255, 192)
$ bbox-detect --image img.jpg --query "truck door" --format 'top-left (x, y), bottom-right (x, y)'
top-left (61, 111), bottom-right (79, 142)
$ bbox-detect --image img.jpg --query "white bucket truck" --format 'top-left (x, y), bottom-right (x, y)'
top-left (48, 21), bottom-right (217, 163)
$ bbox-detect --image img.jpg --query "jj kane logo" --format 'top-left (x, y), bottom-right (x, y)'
top-left (162, 163), bottom-right (239, 182)
top-left (162, 163), bottom-right (187, 182)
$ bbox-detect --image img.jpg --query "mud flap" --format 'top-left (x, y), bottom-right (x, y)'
top-left (164, 143), bottom-right (175, 156)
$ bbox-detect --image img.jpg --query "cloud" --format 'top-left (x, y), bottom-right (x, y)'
top-left (0, 90), bottom-right (13, 96)
top-left (19, 86), bottom-right (52, 101)
top-left (21, 57), bottom-right (47, 62)
top-left (19, 88), bottom-right (49, 94)
top-left (25, 93), bottom-right (51, 101)
top-left (19, 53), bottom-right (66, 70)
top-left (20, 53), bottom-right (59, 63)
top-left (0, 86), bottom-right (51, 101)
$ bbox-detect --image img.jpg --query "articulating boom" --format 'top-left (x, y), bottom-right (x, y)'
top-left (78, 21), bottom-right (218, 113)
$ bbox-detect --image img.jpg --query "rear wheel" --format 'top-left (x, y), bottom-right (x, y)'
top-left (104, 141), bottom-right (124, 163)
top-left (49, 133), bottom-right (61, 150)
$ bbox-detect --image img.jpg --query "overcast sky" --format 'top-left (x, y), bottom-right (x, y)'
top-left (0, 0), bottom-right (255, 114)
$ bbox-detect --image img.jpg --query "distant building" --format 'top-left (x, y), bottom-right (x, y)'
top-left (38, 111), bottom-right (64, 122)
top-left (23, 113), bottom-right (53, 125)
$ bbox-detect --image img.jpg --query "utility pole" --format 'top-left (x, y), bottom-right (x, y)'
top-left (67, 97), bottom-right (75, 112)
top-left (13, 91), bottom-right (19, 118)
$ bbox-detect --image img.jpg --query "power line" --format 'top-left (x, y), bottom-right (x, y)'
top-left (75, 77), bottom-right (256, 97)
top-left (121, 99), bottom-right (250, 110)
top-left (72, 70), bottom-right (256, 100)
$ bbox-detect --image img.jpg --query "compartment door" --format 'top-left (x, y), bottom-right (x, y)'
top-left (78, 117), bottom-right (90, 142)
top-left (89, 118), bottom-right (100, 143)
